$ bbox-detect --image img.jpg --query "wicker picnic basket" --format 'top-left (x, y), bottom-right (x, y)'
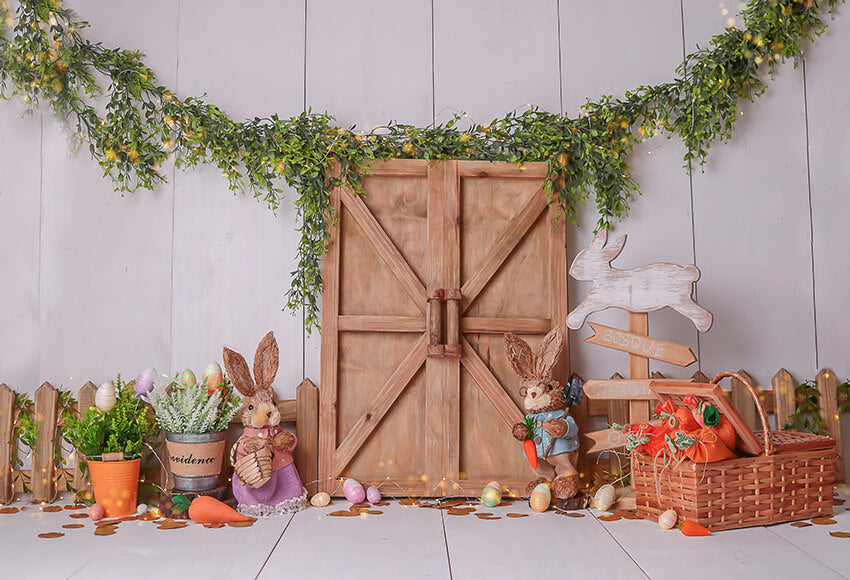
top-left (230, 442), bottom-right (273, 489)
top-left (632, 372), bottom-right (836, 532)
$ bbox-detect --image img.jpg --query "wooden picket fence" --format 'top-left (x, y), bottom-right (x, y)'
top-left (0, 378), bottom-right (319, 504)
top-left (577, 367), bottom-right (845, 484)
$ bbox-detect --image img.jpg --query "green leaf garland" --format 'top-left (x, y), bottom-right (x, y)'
top-left (0, 0), bottom-right (842, 330)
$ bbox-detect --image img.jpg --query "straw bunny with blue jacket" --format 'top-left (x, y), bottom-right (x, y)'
top-left (506, 326), bottom-right (583, 499)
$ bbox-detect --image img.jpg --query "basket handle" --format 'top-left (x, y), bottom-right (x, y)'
top-left (229, 442), bottom-right (240, 467)
top-left (711, 371), bottom-right (774, 456)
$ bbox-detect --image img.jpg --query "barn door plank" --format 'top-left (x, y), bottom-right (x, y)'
top-left (332, 334), bottom-right (427, 476)
top-left (340, 187), bottom-right (427, 312)
top-left (460, 186), bottom-right (548, 312)
top-left (319, 182), bottom-right (342, 494)
top-left (460, 337), bottom-right (525, 427)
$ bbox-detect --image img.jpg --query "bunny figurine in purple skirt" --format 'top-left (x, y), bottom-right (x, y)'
top-left (223, 332), bottom-right (307, 516)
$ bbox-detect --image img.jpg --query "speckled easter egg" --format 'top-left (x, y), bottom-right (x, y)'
top-left (310, 492), bottom-right (331, 507)
top-left (592, 484), bottom-right (616, 512)
top-left (95, 382), bottom-right (116, 412)
top-left (658, 509), bottom-right (678, 530)
top-left (134, 367), bottom-right (156, 396)
top-left (529, 482), bottom-right (551, 513)
top-left (88, 504), bottom-right (104, 521)
top-left (342, 478), bottom-right (366, 504)
top-left (366, 486), bottom-right (382, 504)
top-left (180, 368), bottom-right (197, 388)
top-left (480, 481), bottom-right (502, 508)
top-left (202, 362), bottom-right (223, 394)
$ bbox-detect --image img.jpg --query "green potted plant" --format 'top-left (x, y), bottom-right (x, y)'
top-left (65, 375), bottom-right (155, 517)
top-left (150, 365), bottom-right (241, 492)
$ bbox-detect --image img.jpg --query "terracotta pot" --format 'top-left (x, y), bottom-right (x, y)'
top-left (87, 458), bottom-right (141, 517)
top-left (165, 431), bottom-right (227, 492)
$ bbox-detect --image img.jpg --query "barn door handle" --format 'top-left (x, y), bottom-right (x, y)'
top-left (427, 289), bottom-right (462, 358)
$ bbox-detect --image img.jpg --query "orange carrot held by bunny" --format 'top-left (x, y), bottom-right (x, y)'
top-left (224, 332), bottom-right (307, 517)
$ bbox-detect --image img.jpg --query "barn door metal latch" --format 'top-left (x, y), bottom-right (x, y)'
top-left (426, 288), bottom-right (462, 358)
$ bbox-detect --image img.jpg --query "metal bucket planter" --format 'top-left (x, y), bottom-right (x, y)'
top-left (164, 431), bottom-right (227, 492)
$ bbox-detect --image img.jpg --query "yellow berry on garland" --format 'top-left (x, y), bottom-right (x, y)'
top-left (402, 142), bottom-right (415, 155)
top-left (459, 133), bottom-right (471, 143)
top-left (104, 149), bottom-right (118, 162)
top-left (558, 153), bottom-right (569, 167)
top-left (619, 120), bottom-right (629, 129)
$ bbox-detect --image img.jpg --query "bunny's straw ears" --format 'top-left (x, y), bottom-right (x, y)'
top-left (504, 326), bottom-right (564, 381)
top-left (223, 331), bottom-right (279, 397)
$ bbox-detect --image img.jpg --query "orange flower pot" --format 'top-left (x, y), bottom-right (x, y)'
top-left (87, 458), bottom-right (141, 517)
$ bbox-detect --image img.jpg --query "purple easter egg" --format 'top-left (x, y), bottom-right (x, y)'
top-left (366, 486), bottom-right (382, 504)
top-left (135, 367), bottom-right (156, 395)
top-left (342, 478), bottom-right (365, 504)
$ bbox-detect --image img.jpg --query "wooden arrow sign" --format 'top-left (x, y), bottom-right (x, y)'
top-left (583, 419), bottom-right (664, 453)
top-left (584, 322), bottom-right (696, 367)
top-left (583, 378), bottom-right (691, 400)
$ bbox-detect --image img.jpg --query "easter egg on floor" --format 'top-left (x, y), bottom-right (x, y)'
top-left (658, 509), bottom-right (678, 530)
top-left (88, 504), bottom-right (104, 521)
top-left (180, 369), bottom-right (197, 388)
top-left (343, 478), bottom-right (365, 504)
top-left (480, 481), bottom-right (502, 508)
top-left (529, 482), bottom-right (551, 513)
top-left (202, 362), bottom-right (223, 394)
top-left (592, 484), bottom-right (616, 512)
top-left (135, 367), bottom-right (156, 396)
top-left (366, 486), bottom-right (382, 504)
top-left (310, 492), bottom-right (331, 507)
top-left (95, 382), bottom-right (117, 412)
top-left (136, 503), bottom-right (149, 514)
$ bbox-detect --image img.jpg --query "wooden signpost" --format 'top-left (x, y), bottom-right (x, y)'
top-left (568, 231), bottom-right (712, 454)
top-left (584, 322), bottom-right (696, 367)
top-left (582, 378), bottom-right (688, 400)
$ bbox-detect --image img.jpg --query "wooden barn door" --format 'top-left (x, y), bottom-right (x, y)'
top-left (319, 160), bottom-right (568, 496)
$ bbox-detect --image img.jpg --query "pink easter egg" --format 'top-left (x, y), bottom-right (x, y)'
top-left (342, 478), bottom-right (365, 504)
top-left (89, 504), bottom-right (104, 521)
top-left (366, 486), bottom-right (382, 504)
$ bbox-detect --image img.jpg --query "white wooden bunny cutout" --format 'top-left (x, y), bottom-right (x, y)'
top-left (567, 230), bottom-right (712, 332)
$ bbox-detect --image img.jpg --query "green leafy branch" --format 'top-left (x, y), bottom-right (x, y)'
top-left (10, 391), bottom-right (37, 493)
top-left (783, 379), bottom-right (829, 435)
top-left (0, 0), bottom-right (843, 330)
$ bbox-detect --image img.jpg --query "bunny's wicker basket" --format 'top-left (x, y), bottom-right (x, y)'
top-left (631, 372), bottom-right (837, 532)
top-left (230, 443), bottom-right (273, 489)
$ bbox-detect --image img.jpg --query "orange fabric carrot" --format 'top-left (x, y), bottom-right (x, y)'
top-left (189, 496), bottom-right (251, 523)
top-left (680, 519), bottom-right (711, 536)
top-left (523, 439), bottom-right (538, 469)
top-left (522, 416), bottom-right (538, 469)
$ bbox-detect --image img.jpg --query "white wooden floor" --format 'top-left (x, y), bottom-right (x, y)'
top-left (3, 488), bottom-right (849, 579)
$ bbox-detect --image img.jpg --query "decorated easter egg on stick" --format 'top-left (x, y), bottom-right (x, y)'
top-left (658, 509), bottom-right (678, 530)
top-left (202, 362), bottom-right (223, 394)
top-left (529, 482), bottom-right (551, 513)
top-left (310, 492), bottom-right (331, 507)
top-left (480, 481), bottom-right (502, 508)
top-left (88, 504), bottom-right (104, 521)
top-left (95, 382), bottom-right (117, 412)
top-left (135, 367), bottom-right (156, 396)
top-left (342, 478), bottom-right (366, 504)
top-left (592, 484), bottom-right (616, 511)
top-left (180, 368), bottom-right (197, 388)
top-left (366, 486), bottom-right (382, 504)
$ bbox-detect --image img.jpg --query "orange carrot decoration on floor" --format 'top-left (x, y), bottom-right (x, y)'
top-left (680, 519), bottom-right (711, 536)
top-left (189, 496), bottom-right (252, 524)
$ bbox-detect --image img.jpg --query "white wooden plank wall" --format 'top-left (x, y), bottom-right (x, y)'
top-left (1, 0), bottom-right (848, 398)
